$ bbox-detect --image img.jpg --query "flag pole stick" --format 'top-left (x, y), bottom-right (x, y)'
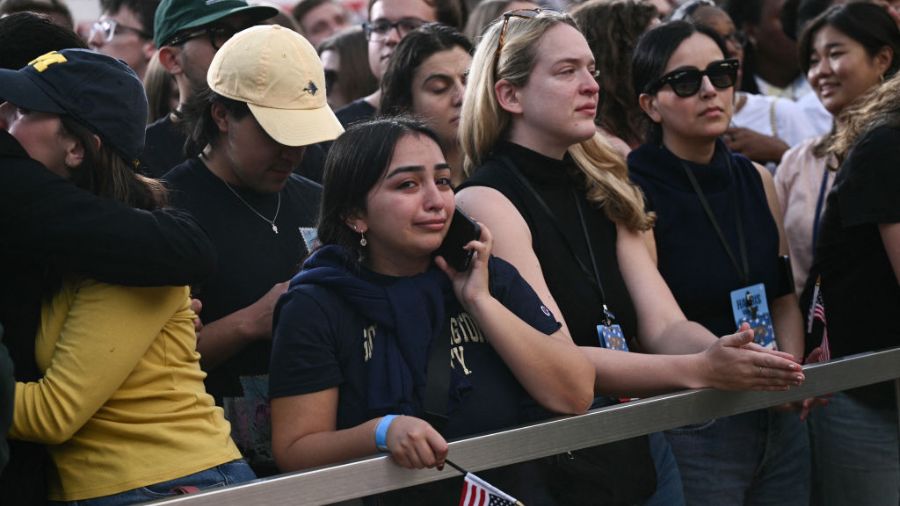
top-left (444, 458), bottom-right (467, 475)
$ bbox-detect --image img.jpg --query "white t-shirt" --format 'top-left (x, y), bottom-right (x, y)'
top-left (732, 92), bottom-right (819, 147)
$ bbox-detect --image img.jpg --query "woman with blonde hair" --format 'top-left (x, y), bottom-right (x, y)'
top-left (456, 8), bottom-right (804, 504)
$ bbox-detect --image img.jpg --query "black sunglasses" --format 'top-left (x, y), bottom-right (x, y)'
top-left (495, 8), bottom-right (561, 60)
top-left (645, 58), bottom-right (740, 97)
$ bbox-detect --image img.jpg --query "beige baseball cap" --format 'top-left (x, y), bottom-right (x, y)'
top-left (207, 24), bottom-right (344, 147)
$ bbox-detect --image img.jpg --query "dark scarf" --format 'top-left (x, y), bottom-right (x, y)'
top-left (287, 245), bottom-right (455, 416)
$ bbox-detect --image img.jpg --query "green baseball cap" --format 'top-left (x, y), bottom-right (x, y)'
top-left (154, 0), bottom-right (278, 47)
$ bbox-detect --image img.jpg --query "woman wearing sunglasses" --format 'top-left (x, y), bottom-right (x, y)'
top-left (629, 21), bottom-right (808, 504)
top-left (457, 9), bottom-right (805, 505)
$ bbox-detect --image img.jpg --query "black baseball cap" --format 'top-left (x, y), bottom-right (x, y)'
top-left (0, 49), bottom-right (148, 165)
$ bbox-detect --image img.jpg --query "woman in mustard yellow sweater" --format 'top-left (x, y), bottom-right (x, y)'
top-left (0, 49), bottom-right (252, 505)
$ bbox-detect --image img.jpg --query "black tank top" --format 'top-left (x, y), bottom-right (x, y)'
top-left (460, 142), bottom-right (656, 506)
top-left (460, 141), bottom-right (638, 348)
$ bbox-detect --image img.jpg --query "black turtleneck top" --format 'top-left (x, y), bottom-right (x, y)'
top-left (628, 140), bottom-right (789, 338)
top-left (460, 141), bottom-right (638, 348)
top-left (459, 142), bottom-right (655, 505)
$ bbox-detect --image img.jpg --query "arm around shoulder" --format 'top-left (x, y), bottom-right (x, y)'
top-left (0, 159), bottom-right (216, 286)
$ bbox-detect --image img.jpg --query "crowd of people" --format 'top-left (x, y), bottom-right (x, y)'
top-left (0, 0), bottom-right (897, 504)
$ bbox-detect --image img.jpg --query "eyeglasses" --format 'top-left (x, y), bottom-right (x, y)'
top-left (495, 8), bottom-right (561, 61)
top-left (166, 25), bottom-right (239, 50)
top-left (723, 30), bottom-right (747, 48)
top-left (363, 17), bottom-right (427, 41)
top-left (89, 18), bottom-right (151, 42)
top-left (645, 58), bottom-right (740, 97)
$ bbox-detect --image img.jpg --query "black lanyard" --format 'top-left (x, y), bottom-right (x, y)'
top-left (811, 166), bottom-right (832, 250)
top-left (499, 157), bottom-right (616, 325)
top-left (680, 155), bottom-right (750, 286)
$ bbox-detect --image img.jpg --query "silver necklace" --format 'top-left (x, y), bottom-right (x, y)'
top-left (220, 179), bottom-right (282, 234)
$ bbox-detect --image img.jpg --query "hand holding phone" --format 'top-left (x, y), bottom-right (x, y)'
top-left (434, 208), bottom-right (481, 271)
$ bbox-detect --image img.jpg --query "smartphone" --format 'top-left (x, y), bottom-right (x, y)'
top-left (435, 208), bottom-right (482, 271)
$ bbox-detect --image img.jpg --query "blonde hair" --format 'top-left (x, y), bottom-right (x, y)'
top-left (829, 72), bottom-right (900, 162)
top-left (460, 10), bottom-right (654, 231)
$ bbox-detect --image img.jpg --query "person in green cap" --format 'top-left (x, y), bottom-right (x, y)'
top-left (141, 0), bottom-right (277, 177)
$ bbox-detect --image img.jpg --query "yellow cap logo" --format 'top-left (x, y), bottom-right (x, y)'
top-left (28, 51), bottom-right (67, 73)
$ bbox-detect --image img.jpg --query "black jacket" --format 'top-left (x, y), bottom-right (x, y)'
top-left (0, 129), bottom-right (216, 503)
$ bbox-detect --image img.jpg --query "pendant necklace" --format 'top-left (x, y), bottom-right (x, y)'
top-left (200, 152), bottom-right (282, 234)
top-left (220, 176), bottom-right (282, 234)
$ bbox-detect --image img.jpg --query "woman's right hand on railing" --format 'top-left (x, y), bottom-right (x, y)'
top-left (384, 415), bottom-right (449, 470)
top-left (700, 323), bottom-right (805, 391)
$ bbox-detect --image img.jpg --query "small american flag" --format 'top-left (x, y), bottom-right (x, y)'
top-left (458, 472), bottom-right (522, 506)
top-left (807, 277), bottom-right (831, 362)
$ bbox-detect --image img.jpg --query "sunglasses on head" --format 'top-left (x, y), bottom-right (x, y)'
top-left (495, 8), bottom-right (562, 60)
top-left (646, 58), bottom-right (740, 97)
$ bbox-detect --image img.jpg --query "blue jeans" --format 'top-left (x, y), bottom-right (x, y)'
top-left (809, 391), bottom-right (899, 506)
top-left (52, 459), bottom-right (256, 506)
top-left (665, 409), bottom-right (810, 506)
top-left (644, 431), bottom-right (685, 506)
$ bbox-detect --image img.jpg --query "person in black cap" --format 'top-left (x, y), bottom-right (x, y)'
top-left (0, 13), bottom-right (218, 503)
top-left (141, 0), bottom-right (277, 177)
top-left (0, 48), bottom-right (252, 505)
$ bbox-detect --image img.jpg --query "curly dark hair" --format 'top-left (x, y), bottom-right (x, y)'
top-left (571, 0), bottom-right (658, 147)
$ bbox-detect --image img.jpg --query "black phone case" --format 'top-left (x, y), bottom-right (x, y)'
top-left (435, 208), bottom-right (481, 271)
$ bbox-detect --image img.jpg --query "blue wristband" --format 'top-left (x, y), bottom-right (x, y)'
top-left (375, 415), bottom-right (398, 452)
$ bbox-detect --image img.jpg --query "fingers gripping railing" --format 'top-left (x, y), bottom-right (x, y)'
top-left (151, 347), bottom-right (900, 506)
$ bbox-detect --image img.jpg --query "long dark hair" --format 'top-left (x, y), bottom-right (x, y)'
top-left (181, 87), bottom-right (251, 158)
top-left (380, 23), bottom-right (472, 117)
top-left (318, 26), bottom-right (378, 106)
top-left (318, 117), bottom-right (441, 259)
top-left (61, 117), bottom-right (164, 211)
top-left (632, 20), bottom-right (729, 144)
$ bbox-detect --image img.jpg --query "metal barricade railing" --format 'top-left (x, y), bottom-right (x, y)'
top-left (153, 347), bottom-right (900, 506)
